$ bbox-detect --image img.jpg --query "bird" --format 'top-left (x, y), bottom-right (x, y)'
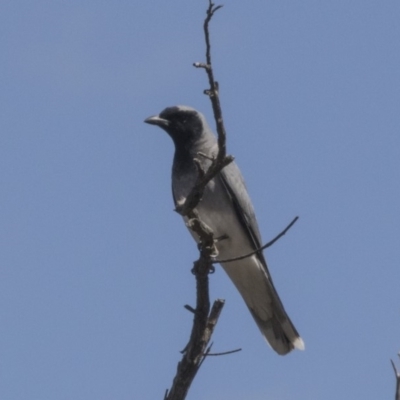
top-left (144, 105), bottom-right (304, 355)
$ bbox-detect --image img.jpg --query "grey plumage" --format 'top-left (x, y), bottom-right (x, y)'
top-left (144, 105), bottom-right (304, 355)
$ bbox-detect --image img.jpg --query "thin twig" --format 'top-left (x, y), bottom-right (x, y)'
top-left (177, 0), bottom-right (233, 218)
top-left (206, 348), bottom-right (242, 356)
top-left (215, 216), bottom-right (299, 264)
top-left (201, 1), bottom-right (226, 161)
top-left (197, 343), bottom-right (213, 371)
top-left (184, 305), bottom-right (196, 314)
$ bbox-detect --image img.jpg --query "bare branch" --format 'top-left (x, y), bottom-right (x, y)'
top-left (165, 297), bottom-right (225, 400)
top-left (202, 2), bottom-right (226, 161)
top-left (176, 0), bottom-right (232, 218)
top-left (164, 4), bottom-right (228, 399)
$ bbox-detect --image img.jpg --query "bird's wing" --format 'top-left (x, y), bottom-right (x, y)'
top-left (218, 161), bottom-right (270, 273)
top-left (219, 162), bottom-right (304, 354)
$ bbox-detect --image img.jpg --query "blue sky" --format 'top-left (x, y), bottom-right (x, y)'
top-left (1, 1), bottom-right (400, 399)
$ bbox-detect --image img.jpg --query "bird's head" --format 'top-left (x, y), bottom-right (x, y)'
top-left (144, 106), bottom-right (207, 149)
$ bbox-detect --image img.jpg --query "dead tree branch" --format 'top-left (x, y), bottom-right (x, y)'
top-left (164, 2), bottom-right (228, 399)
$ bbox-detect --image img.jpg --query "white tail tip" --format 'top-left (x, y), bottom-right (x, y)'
top-left (294, 337), bottom-right (305, 351)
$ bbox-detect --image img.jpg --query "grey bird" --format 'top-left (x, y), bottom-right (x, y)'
top-left (144, 105), bottom-right (304, 355)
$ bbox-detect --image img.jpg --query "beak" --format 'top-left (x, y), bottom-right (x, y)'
top-left (144, 115), bottom-right (170, 128)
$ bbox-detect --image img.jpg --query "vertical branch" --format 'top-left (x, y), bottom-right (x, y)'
top-left (164, 228), bottom-right (224, 400)
top-left (194, 1), bottom-right (226, 162)
top-left (179, 1), bottom-right (233, 217)
top-left (202, 1), bottom-right (226, 162)
top-left (164, 3), bottom-right (229, 399)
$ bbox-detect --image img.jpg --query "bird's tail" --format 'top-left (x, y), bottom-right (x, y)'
top-left (249, 303), bottom-right (305, 355)
top-left (221, 255), bottom-right (304, 355)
